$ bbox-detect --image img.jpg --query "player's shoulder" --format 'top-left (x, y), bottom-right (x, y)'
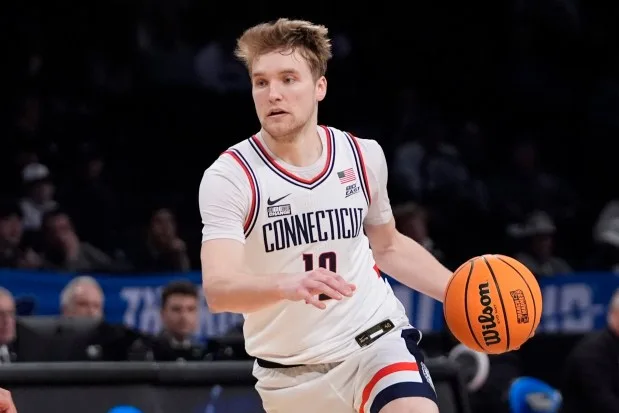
top-left (326, 125), bottom-right (383, 153)
top-left (203, 139), bottom-right (254, 174)
top-left (200, 139), bottom-right (257, 189)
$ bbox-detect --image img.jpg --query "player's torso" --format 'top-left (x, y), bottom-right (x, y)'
top-left (236, 127), bottom-right (370, 276)
top-left (227, 126), bottom-right (407, 364)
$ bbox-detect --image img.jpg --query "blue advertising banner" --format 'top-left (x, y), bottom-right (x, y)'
top-left (0, 269), bottom-right (618, 337)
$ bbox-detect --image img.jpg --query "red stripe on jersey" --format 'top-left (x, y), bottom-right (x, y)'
top-left (223, 150), bottom-right (257, 234)
top-left (348, 133), bottom-right (372, 205)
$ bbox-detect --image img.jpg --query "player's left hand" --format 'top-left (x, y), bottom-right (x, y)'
top-left (0, 388), bottom-right (17, 413)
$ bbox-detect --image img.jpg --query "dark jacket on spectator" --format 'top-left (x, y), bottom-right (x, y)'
top-left (560, 328), bottom-right (619, 413)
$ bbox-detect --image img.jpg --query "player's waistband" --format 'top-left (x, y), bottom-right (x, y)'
top-left (255, 319), bottom-right (406, 369)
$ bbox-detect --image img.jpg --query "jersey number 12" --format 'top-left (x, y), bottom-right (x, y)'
top-left (302, 252), bottom-right (337, 301)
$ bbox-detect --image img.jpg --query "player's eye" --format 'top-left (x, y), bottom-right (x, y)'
top-left (254, 79), bottom-right (267, 87)
top-left (284, 76), bottom-right (295, 84)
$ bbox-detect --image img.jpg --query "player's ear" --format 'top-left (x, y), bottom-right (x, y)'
top-left (315, 76), bottom-right (327, 102)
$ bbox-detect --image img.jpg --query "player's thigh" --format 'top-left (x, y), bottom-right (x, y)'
top-left (253, 362), bottom-right (355, 413)
top-left (353, 328), bottom-right (438, 413)
top-left (377, 397), bottom-right (439, 413)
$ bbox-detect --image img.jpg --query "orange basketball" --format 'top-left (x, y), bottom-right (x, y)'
top-left (443, 254), bottom-right (543, 354)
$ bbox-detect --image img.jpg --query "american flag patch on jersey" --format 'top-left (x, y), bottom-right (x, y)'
top-left (337, 168), bottom-right (356, 184)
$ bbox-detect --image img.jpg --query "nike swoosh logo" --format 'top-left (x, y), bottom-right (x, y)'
top-left (267, 194), bottom-right (291, 206)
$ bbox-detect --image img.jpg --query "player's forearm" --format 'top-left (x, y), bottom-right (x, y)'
top-left (372, 232), bottom-right (451, 302)
top-left (203, 270), bottom-right (284, 314)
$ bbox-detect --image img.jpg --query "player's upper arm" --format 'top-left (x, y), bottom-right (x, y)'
top-left (357, 138), bottom-right (393, 227)
top-left (201, 239), bottom-right (246, 280)
top-left (198, 154), bottom-right (250, 275)
top-left (199, 154), bottom-right (250, 243)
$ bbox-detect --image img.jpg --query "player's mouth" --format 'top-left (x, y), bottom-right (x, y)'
top-left (267, 109), bottom-right (288, 118)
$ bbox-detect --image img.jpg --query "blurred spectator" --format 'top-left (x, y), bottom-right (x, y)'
top-left (392, 121), bottom-right (488, 212)
top-left (13, 93), bottom-right (42, 140)
top-left (593, 200), bottom-right (619, 239)
top-left (393, 202), bottom-right (446, 264)
top-left (130, 208), bottom-right (190, 272)
top-left (194, 34), bottom-right (250, 93)
top-left (159, 281), bottom-right (198, 345)
top-left (589, 217), bottom-right (619, 273)
top-left (19, 163), bottom-right (58, 232)
top-left (490, 140), bottom-right (578, 225)
top-left (454, 120), bottom-right (489, 177)
top-left (510, 211), bottom-right (572, 276)
top-left (65, 151), bottom-right (120, 254)
top-left (590, 201), bottom-right (619, 273)
top-left (41, 210), bottom-right (125, 273)
top-left (0, 288), bottom-right (16, 363)
top-left (0, 204), bottom-right (22, 269)
top-left (152, 280), bottom-right (211, 361)
top-left (0, 200), bottom-right (42, 269)
top-left (60, 276), bottom-right (104, 319)
top-left (560, 288), bottom-right (619, 412)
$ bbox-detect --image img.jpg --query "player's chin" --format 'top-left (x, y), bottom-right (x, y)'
top-left (263, 121), bottom-right (296, 138)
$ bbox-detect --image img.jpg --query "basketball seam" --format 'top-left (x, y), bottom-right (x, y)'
top-left (482, 256), bottom-right (511, 353)
top-left (463, 260), bottom-right (485, 352)
top-left (496, 256), bottom-right (538, 339)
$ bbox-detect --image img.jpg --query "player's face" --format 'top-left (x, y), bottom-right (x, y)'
top-left (251, 49), bottom-right (326, 141)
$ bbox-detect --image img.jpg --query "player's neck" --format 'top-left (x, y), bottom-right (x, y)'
top-left (261, 123), bottom-right (322, 167)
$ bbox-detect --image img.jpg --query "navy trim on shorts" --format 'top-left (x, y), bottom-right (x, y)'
top-left (369, 328), bottom-right (438, 413)
top-left (370, 381), bottom-right (438, 413)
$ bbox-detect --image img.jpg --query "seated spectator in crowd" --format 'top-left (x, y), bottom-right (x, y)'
top-left (0, 200), bottom-right (42, 269)
top-left (590, 201), bottom-right (619, 273)
top-left (0, 288), bottom-right (16, 363)
top-left (60, 276), bottom-right (104, 319)
top-left (130, 207), bottom-right (191, 272)
top-left (510, 211), bottom-right (572, 277)
top-left (152, 280), bottom-right (212, 361)
top-left (561, 288), bottom-right (619, 413)
top-left (393, 202), bottom-right (446, 264)
top-left (41, 210), bottom-right (125, 273)
top-left (19, 163), bottom-right (58, 232)
top-left (490, 140), bottom-right (578, 224)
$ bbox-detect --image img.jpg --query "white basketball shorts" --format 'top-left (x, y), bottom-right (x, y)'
top-left (252, 326), bottom-right (438, 413)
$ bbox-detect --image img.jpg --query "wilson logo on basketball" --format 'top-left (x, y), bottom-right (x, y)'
top-left (478, 282), bottom-right (501, 346)
top-left (510, 289), bottom-right (530, 324)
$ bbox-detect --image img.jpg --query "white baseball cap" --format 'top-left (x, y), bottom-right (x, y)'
top-left (22, 162), bottom-right (50, 183)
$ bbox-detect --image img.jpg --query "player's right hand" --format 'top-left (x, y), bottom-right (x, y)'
top-left (0, 388), bottom-right (17, 413)
top-left (279, 268), bottom-right (356, 309)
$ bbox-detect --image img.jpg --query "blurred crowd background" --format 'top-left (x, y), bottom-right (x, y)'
top-left (1, 1), bottom-right (619, 412)
top-left (3, 0), bottom-right (619, 276)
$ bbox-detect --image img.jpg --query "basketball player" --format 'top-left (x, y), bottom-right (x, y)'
top-left (199, 18), bottom-right (453, 413)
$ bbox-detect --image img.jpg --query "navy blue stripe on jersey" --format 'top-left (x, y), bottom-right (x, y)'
top-left (344, 132), bottom-right (371, 207)
top-left (248, 125), bottom-right (336, 190)
top-left (224, 149), bottom-right (261, 237)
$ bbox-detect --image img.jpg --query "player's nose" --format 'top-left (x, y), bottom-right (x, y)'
top-left (267, 85), bottom-right (283, 102)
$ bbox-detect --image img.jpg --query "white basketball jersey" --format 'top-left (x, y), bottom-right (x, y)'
top-left (201, 125), bottom-right (409, 365)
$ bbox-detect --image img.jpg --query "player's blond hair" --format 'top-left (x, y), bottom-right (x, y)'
top-left (234, 18), bottom-right (333, 80)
